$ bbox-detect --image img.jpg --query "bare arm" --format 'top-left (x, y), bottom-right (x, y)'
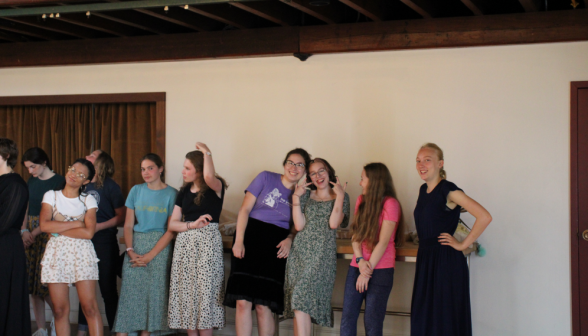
top-left (123, 207), bottom-right (136, 251)
top-left (20, 205), bottom-right (28, 230)
top-left (329, 194), bottom-right (346, 229)
top-left (196, 142), bottom-right (223, 195)
top-left (438, 190), bottom-right (492, 251)
top-left (292, 184), bottom-right (310, 231)
top-left (39, 203), bottom-right (84, 233)
top-left (365, 220), bottom-right (396, 268)
top-left (60, 208), bottom-right (98, 240)
top-left (232, 192), bottom-right (256, 259)
top-left (167, 205), bottom-right (186, 233)
top-left (96, 206), bottom-right (126, 232)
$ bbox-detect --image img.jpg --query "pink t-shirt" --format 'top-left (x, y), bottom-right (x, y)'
top-left (350, 196), bottom-right (400, 269)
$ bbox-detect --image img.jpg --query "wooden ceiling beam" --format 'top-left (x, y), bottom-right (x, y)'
top-left (338, 0), bottom-right (383, 22)
top-left (230, 1), bottom-right (298, 27)
top-left (55, 15), bottom-right (127, 37)
top-left (1, 9), bottom-right (587, 67)
top-left (460, 0), bottom-right (485, 16)
top-left (279, 0), bottom-right (344, 24)
top-left (0, 27), bottom-right (29, 41)
top-left (0, 17), bottom-right (66, 39)
top-left (90, 11), bottom-right (164, 34)
top-left (186, 5), bottom-right (254, 29)
top-left (133, 8), bottom-right (206, 31)
top-left (1, 16), bottom-right (91, 38)
top-left (0, 0), bottom-right (86, 6)
top-left (398, 0), bottom-right (436, 19)
top-left (518, 0), bottom-right (542, 12)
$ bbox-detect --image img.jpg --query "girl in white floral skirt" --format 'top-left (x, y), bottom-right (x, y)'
top-left (40, 158), bottom-right (104, 336)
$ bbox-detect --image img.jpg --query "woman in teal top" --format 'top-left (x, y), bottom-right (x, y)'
top-left (113, 153), bottom-right (177, 336)
top-left (20, 147), bottom-right (65, 336)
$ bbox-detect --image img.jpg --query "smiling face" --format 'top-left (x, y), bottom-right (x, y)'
top-left (85, 150), bottom-right (102, 164)
top-left (181, 158), bottom-right (200, 184)
top-left (308, 161), bottom-right (330, 190)
top-left (283, 154), bottom-right (306, 183)
top-left (359, 169), bottom-right (369, 195)
top-left (23, 161), bottom-right (46, 178)
top-left (141, 159), bottom-right (163, 184)
top-left (66, 162), bottom-right (90, 189)
top-left (416, 147), bottom-right (443, 182)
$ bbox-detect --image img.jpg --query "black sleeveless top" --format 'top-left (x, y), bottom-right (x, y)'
top-left (413, 179), bottom-right (463, 240)
top-left (175, 181), bottom-right (225, 223)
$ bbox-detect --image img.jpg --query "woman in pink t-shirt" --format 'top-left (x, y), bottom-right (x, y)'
top-left (341, 162), bottom-right (406, 336)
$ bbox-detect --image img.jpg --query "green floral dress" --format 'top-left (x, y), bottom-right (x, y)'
top-left (284, 190), bottom-right (350, 327)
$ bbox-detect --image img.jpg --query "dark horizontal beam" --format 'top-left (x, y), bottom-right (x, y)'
top-left (0, 92), bottom-right (166, 105)
top-left (0, 0), bottom-right (259, 17)
top-left (0, 9), bottom-right (586, 67)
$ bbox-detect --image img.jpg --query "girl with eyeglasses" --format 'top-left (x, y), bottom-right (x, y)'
top-left (224, 148), bottom-right (312, 336)
top-left (113, 153), bottom-right (177, 336)
top-left (21, 147), bottom-right (65, 336)
top-left (39, 158), bottom-right (104, 336)
top-left (284, 158), bottom-right (350, 336)
top-left (411, 143), bottom-right (491, 336)
top-left (168, 142), bottom-right (228, 336)
top-left (341, 162), bottom-right (406, 336)
top-left (0, 138), bottom-right (31, 336)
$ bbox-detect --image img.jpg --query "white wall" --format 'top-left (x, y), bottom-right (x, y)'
top-left (3, 40), bottom-right (587, 336)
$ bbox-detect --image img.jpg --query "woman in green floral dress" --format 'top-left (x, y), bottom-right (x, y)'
top-left (285, 158), bottom-right (350, 335)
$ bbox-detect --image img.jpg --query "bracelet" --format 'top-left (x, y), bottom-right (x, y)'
top-left (20, 229), bottom-right (29, 236)
top-left (186, 221), bottom-right (190, 231)
top-left (126, 247), bottom-right (134, 252)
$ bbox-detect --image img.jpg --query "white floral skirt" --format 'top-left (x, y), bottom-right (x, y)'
top-left (41, 235), bottom-right (100, 286)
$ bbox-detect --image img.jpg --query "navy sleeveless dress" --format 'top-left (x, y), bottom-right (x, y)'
top-left (411, 179), bottom-right (472, 336)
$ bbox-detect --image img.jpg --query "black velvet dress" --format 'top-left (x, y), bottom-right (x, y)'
top-left (411, 179), bottom-right (472, 336)
top-left (0, 173), bottom-right (31, 336)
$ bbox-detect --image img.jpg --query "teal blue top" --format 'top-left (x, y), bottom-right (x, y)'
top-left (125, 183), bottom-right (177, 233)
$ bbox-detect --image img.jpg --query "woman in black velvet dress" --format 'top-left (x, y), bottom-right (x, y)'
top-left (411, 143), bottom-right (492, 336)
top-left (0, 138), bottom-right (31, 336)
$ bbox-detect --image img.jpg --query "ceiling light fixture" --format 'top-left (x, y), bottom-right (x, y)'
top-left (164, 5), bottom-right (169, 12)
top-left (86, 11), bottom-right (91, 18)
top-left (184, 4), bottom-right (189, 9)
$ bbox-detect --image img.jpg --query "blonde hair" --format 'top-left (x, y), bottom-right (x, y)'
top-left (421, 143), bottom-right (446, 179)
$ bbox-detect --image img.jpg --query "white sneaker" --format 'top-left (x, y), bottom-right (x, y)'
top-left (49, 318), bottom-right (56, 336)
top-left (32, 328), bottom-right (48, 336)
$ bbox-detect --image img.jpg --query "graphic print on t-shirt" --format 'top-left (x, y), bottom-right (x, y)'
top-left (261, 188), bottom-right (291, 218)
top-left (87, 190), bottom-right (100, 208)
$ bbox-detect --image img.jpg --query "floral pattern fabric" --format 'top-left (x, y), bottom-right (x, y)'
top-left (40, 234), bottom-right (100, 285)
top-left (25, 216), bottom-right (50, 297)
top-left (284, 191), bottom-right (350, 327)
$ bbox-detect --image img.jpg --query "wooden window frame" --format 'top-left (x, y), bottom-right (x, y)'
top-left (0, 92), bottom-right (166, 160)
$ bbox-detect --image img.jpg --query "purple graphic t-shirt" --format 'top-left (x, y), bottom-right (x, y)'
top-left (246, 171), bottom-right (294, 230)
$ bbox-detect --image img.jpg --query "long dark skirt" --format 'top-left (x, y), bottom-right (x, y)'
top-left (410, 238), bottom-right (472, 336)
top-left (0, 230), bottom-right (31, 336)
top-left (223, 218), bottom-right (290, 314)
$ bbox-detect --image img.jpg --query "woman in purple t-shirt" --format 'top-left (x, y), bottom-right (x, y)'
top-left (224, 148), bottom-right (312, 336)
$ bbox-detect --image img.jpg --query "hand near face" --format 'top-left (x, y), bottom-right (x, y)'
top-left (330, 177), bottom-right (347, 198)
top-left (293, 182), bottom-right (312, 198)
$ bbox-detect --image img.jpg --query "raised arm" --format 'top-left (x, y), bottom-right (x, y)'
top-left (232, 191), bottom-right (256, 259)
top-left (39, 203), bottom-right (84, 234)
top-left (439, 190), bottom-right (492, 251)
top-left (329, 179), bottom-right (348, 229)
top-left (292, 184), bottom-right (310, 231)
top-left (60, 208), bottom-right (98, 240)
top-left (196, 142), bottom-right (223, 195)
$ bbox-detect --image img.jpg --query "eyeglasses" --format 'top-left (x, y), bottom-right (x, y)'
top-left (285, 160), bottom-right (305, 169)
top-left (308, 168), bottom-right (327, 179)
top-left (67, 166), bottom-right (87, 180)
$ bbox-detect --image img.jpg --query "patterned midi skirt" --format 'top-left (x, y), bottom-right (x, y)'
top-left (40, 234), bottom-right (99, 285)
top-left (168, 223), bottom-right (225, 330)
top-left (25, 216), bottom-right (50, 297)
top-left (113, 231), bottom-right (175, 336)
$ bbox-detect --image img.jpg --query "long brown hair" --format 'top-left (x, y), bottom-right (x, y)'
top-left (352, 163), bottom-right (406, 250)
top-left (183, 150), bottom-right (228, 205)
top-left (94, 151), bottom-right (115, 189)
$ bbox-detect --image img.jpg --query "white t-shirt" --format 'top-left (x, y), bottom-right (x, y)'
top-left (42, 190), bottom-right (98, 222)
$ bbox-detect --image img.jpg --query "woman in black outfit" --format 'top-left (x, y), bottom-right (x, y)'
top-left (0, 138), bottom-right (31, 336)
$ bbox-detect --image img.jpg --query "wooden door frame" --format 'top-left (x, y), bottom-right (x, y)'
top-left (0, 92), bottom-right (166, 160)
top-left (571, 81), bottom-right (588, 336)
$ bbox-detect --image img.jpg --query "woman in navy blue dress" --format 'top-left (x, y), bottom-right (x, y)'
top-left (411, 143), bottom-right (492, 336)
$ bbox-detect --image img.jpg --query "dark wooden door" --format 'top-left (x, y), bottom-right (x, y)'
top-left (571, 81), bottom-right (588, 336)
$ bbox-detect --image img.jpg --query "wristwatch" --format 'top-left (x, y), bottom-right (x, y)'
top-left (356, 256), bottom-right (364, 264)
top-left (20, 229), bottom-right (29, 236)
top-left (206, 152), bottom-right (211, 156)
